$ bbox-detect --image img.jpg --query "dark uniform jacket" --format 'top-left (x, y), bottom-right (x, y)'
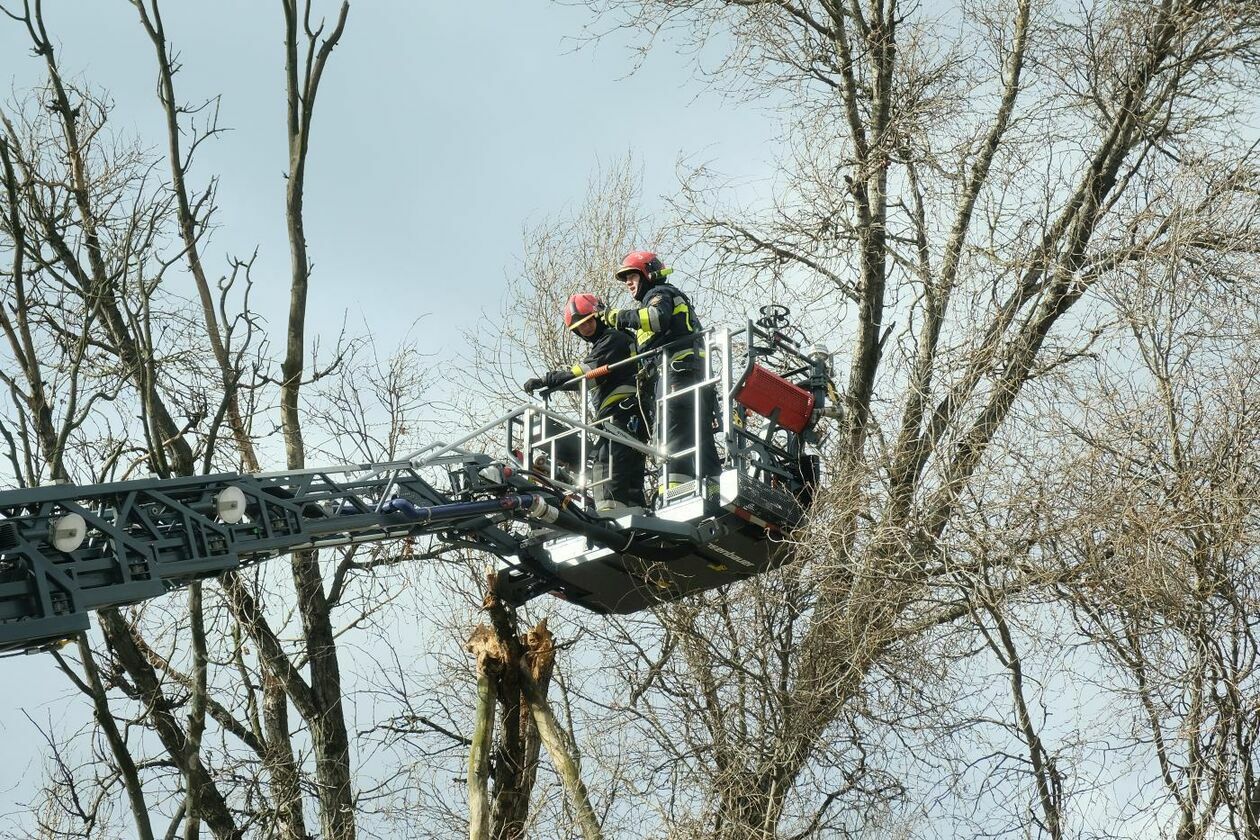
top-left (609, 281), bottom-right (702, 359)
top-left (541, 323), bottom-right (638, 413)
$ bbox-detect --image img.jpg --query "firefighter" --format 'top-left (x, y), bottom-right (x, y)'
top-left (602, 251), bottom-right (720, 489)
top-left (523, 293), bottom-right (648, 513)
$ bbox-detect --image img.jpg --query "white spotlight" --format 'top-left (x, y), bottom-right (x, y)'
top-left (216, 487), bottom-right (247, 524)
top-left (49, 513), bottom-right (86, 553)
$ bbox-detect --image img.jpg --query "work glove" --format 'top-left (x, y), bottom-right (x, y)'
top-left (524, 372), bottom-right (571, 395)
top-left (600, 308), bottom-right (621, 328)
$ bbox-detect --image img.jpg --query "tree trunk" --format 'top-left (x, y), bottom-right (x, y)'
top-left (56, 638), bottom-right (157, 840)
top-left (467, 641), bottom-right (499, 840)
top-left (471, 580), bottom-right (593, 839)
top-left (518, 666), bottom-right (603, 840)
top-left (99, 610), bottom-right (241, 840)
top-left (277, 3), bottom-right (354, 836)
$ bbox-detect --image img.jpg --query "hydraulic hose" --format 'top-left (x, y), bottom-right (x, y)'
top-left (380, 494), bottom-right (542, 525)
top-left (382, 494), bottom-right (634, 553)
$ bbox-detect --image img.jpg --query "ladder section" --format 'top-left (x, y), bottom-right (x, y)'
top-left (0, 461), bottom-right (524, 653)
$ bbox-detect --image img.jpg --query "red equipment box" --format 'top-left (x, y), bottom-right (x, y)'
top-left (734, 364), bottom-right (816, 434)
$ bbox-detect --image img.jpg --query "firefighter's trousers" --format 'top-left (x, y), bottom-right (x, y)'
top-left (592, 396), bottom-right (649, 510)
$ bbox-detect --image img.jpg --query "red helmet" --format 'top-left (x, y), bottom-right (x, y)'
top-left (614, 251), bottom-right (671, 284)
top-left (563, 293), bottom-right (603, 331)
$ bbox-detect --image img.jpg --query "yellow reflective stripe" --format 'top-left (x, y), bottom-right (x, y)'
top-left (571, 364), bottom-right (585, 377)
top-left (636, 328), bottom-right (652, 347)
top-left (638, 308), bottom-right (652, 332)
top-left (599, 385), bottom-right (636, 410)
top-left (673, 302), bottom-right (693, 331)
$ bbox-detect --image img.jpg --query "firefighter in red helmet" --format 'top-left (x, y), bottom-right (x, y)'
top-left (603, 251), bottom-right (720, 488)
top-left (523, 293), bottom-right (648, 513)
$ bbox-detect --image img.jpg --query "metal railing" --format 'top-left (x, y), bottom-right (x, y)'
top-left (399, 317), bottom-right (826, 517)
top-left (523, 327), bottom-right (735, 510)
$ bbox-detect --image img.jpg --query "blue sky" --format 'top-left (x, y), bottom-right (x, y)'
top-left (4, 1), bottom-right (780, 356)
top-left (0, 0), bottom-right (780, 822)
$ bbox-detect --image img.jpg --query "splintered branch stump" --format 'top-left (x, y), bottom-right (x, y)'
top-left (464, 573), bottom-right (602, 840)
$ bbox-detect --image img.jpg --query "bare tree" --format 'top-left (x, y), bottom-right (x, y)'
top-left (0, 2), bottom-right (395, 839)
top-left (6, 0), bottom-right (1260, 837)
top-left (1037, 236), bottom-right (1260, 836)
top-left (0, 44), bottom-right (228, 837)
top-left (461, 154), bottom-right (665, 412)
top-left (560, 0), bottom-right (1260, 835)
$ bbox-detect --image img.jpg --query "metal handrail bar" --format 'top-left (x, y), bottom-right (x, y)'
top-left (406, 402), bottom-right (666, 479)
top-left (393, 408), bottom-right (527, 473)
top-left (531, 402), bottom-right (670, 460)
top-left (539, 328), bottom-right (717, 397)
top-left (521, 404), bottom-right (665, 460)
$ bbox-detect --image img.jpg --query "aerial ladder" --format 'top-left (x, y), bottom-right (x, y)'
top-left (0, 308), bottom-right (836, 655)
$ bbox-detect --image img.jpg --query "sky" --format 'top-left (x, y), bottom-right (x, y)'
top-left (4, 1), bottom-right (780, 355)
top-left (0, 0), bottom-right (782, 826)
